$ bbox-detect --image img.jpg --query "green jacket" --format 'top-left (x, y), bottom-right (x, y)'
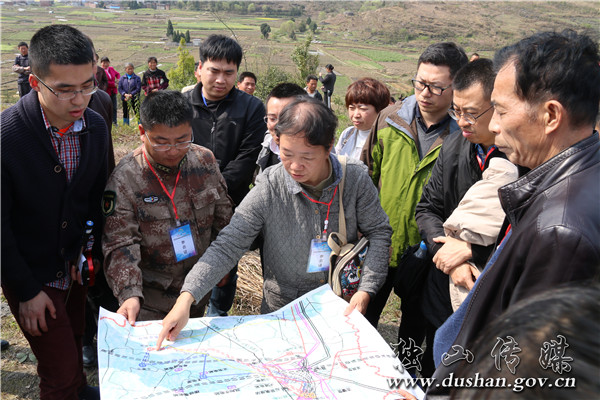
top-left (361, 95), bottom-right (458, 266)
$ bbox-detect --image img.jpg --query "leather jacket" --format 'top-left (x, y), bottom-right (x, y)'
top-left (427, 132), bottom-right (600, 397)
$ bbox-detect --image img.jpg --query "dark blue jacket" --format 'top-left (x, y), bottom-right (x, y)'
top-left (118, 73), bottom-right (142, 100)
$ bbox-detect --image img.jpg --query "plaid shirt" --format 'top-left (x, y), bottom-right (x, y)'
top-left (41, 106), bottom-right (85, 290)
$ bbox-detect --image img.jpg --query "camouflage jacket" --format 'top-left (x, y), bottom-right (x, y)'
top-left (102, 144), bottom-right (233, 316)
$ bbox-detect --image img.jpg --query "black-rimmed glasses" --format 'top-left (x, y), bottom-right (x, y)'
top-left (448, 104), bottom-right (494, 125)
top-left (32, 73), bottom-right (98, 101)
top-left (411, 79), bottom-right (451, 96)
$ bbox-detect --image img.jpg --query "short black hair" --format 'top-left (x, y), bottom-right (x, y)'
top-left (418, 42), bottom-right (468, 79)
top-left (18, 41), bottom-right (28, 48)
top-left (494, 29), bottom-right (600, 128)
top-left (274, 96), bottom-right (337, 149)
top-left (199, 34), bottom-right (243, 69)
top-left (147, 56), bottom-right (158, 64)
top-left (306, 74), bottom-right (318, 83)
top-left (325, 64), bottom-right (334, 70)
top-left (101, 56), bottom-right (110, 63)
top-left (238, 71), bottom-right (256, 83)
top-left (453, 58), bottom-right (495, 99)
top-left (29, 25), bottom-right (94, 78)
top-left (140, 90), bottom-right (193, 131)
top-left (266, 82), bottom-right (306, 104)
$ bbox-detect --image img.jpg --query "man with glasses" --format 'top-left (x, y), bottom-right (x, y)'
top-left (413, 59), bottom-right (518, 376)
top-left (256, 83), bottom-right (307, 177)
top-left (361, 43), bottom-right (468, 338)
top-left (1, 25), bottom-right (108, 400)
top-left (428, 29), bottom-right (600, 398)
top-left (102, 90), bottom-right (233, 326)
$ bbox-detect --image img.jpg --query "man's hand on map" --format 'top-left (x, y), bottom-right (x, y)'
top-left (156, 291), bottom-right (195, 350)
top-left (117, 297), bottom-right (141, 326)
top-left (343, 290), bottom-right (370, 316)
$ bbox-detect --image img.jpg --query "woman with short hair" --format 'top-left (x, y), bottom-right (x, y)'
top-left (335, 78), bottom-right (390, 160)
top-left (157, 97), bottom-right (392, 348)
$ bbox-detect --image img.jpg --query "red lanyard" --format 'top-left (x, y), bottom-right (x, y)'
top-left (143, 150), bottom-right (182, 221)
top-left (477, 146), bottom-right (496, 171)
top-left (302, 186), bottom-right (338, 236)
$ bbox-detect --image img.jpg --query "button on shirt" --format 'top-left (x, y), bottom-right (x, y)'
top-left (41, 106), bottom-right (85, 290)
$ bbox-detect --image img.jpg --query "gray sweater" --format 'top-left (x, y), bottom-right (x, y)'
top-left (182, 154), bottom-right (392, 313)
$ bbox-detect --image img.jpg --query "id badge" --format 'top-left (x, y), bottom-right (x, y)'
top-left (170, 223), bottom-right (197, 262)
top-left (306, 239), bottom-right (331, 273)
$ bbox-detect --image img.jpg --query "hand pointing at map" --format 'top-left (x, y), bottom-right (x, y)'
top-left (156, 291), bottom-right (195, 350)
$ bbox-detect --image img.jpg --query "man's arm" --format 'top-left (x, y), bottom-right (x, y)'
top-left (102, 173), bottom-right (145, 324)
top-left (1, 160), bottom-right (57, 336)
top-left (415, 145), bottom-right (454, 256)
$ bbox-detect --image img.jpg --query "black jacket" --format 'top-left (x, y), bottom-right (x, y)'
top-left (428, 132), bottom-right (600, 396)
top-left (184, 84), bottom-right (266, 206)
top-left (319, 72), bottom-right (336, 95)
top-left (1, 91), bottom-right (109, 302)
top-left (415, 133), bottom-right (505, 327)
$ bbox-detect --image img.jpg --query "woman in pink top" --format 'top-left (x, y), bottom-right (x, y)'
top-left (101, 56), bottom-right (121, 125)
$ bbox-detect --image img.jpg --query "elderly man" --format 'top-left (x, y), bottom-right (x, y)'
top-left (427, 30), bottom-right (600, 397)
top-left (103, 90), bottom-right (233, 325)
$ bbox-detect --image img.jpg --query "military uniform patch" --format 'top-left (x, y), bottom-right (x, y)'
top-left (143, 195), bottom-right (159, 203)
top-left (102, 190), bottom-right (116, 217)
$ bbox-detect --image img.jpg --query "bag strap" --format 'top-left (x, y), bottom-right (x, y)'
top-left (337, 155), bottom-right (347, 242)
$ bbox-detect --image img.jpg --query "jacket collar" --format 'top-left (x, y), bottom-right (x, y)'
top-left (499, 131), bottom-right (599, 225)
top-left (189, 83), bottom-right (238, 107)
top-left (386, 95), bottom-right (417, 132)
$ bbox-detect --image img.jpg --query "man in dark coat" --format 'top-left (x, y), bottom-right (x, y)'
top-left (427, 30), bottom-right (600, 398)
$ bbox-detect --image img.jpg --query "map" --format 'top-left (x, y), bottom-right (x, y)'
top-left (98, 285), bottom-right (424, 399)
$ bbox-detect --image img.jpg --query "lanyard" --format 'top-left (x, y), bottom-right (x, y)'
top-left (476, 145), bottom-right (497, 171)
top-left (143, 150), bottom-right (182, 222)
top-left (302, 186), bottom-right (338, 236)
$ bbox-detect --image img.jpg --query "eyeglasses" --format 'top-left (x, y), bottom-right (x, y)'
top-left (264, 115), bottom-right (278, 124)
top-left (448, 104), bottom-right (494, 125)
top-left (32, 74), bottom-right (98, 101)
top-left (144, 132), bottom-right (194, 152)
top-left (411, 79), bottom-right (451, 96)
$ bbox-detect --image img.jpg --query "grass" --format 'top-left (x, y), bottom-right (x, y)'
top-left (351, 48), bottom-right (411, 62)
top-left (346, 59), bottom-right (383, 70)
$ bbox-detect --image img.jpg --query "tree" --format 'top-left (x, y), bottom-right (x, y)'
top-left (167, 38), bottom-right (196, 91)
top-left (185, 30), bottom-right (191, 43)
top-left (260, 23), bottom-right (271, 40)
top-left (309, 21), bottom-right (317, 33)
top-left (167, 19), bottom-right (174, 37)
top-left (247, 3), bottom-right (256, 13)
top-left (306, 16), bottom-right (312, 25)
top-left (291, 35), bottom-right (319, 81)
